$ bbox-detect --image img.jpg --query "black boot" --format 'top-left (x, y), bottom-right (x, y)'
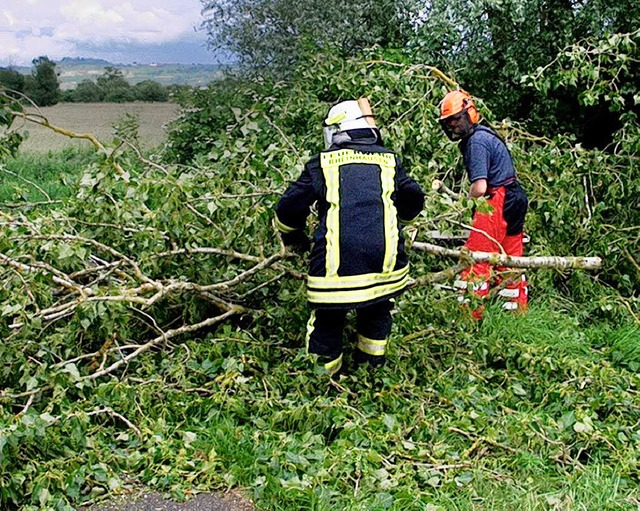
top-left (353, 349), bottom-right (386, 368)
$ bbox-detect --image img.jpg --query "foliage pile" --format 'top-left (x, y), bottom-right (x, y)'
top-left (0, 29), bottom-right (639, 511)
top-left (166, 51), bottom-right (639, 308)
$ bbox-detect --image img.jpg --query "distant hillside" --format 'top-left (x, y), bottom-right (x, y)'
top-left (12, 57), bottom-right (225, 90)
top-left (59, 57), bottom-right (112, 66)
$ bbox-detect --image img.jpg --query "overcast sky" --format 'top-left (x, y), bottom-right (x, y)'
top-left (0, 0), bottom-right (220, 66)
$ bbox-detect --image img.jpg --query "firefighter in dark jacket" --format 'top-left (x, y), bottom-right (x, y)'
top-left (439, 90), bottom-right (529, 318)
top-left (275, 98), bottom-right (425, 375)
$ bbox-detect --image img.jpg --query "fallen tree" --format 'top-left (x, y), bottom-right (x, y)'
top-left (1, 51), bottom-right (639, 511)
top-left (0, 78), bottom-right (617, 402)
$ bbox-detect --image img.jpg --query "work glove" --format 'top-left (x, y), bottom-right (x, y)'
top-left (282, 230), bottom-right (311, 255)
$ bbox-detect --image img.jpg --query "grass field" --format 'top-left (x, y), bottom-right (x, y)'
top-left (15, 101), bottom-right (180, 153)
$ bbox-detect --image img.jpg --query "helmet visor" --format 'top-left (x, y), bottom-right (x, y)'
top-left (439, 110), bottom-right (473, 141)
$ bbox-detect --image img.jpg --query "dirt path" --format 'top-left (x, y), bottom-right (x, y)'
top-left (82, 489), bottom-right (256, 511)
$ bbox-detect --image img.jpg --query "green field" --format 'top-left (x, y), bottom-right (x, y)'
top-left (15, 102), bottom-right (180, 153)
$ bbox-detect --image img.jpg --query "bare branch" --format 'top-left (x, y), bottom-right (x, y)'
top-left (431, 179), bottom-right (462, 200)
top-left (412, 242), bottom-right (602, 270)
top-left (17, 234), bottom-right (157, 285)
top-left (0, 167), bottom-right (52, 201)
top-left (0, 200), bottom-right (62, 209)
top-left (0, 251), bottom-right (89, 294)
top-left (80, 307), bottom-right (242, 381)
top-left (8, 108), bottom-right (129, 180)
top-left (85, 407), bottom-right (143, 440)
top-left (152, 247), bottom-right (262, 263)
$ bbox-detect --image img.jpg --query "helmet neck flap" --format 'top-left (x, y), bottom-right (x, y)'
top-left (323, 99), bottom-right (378, 149)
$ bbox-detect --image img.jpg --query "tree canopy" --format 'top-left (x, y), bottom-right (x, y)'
top-left (201, 0), bottom-right (640, 145)
top-left (61, 68), bottom-right (171, 103)
top-left (200, 0), bottom-right (415, 72)
top-left (24, 56), bottom-right (60, 107)
top-left (0, 68), bottom-right (25, 98)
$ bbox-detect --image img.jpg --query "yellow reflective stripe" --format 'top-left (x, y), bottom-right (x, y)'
top-left (380, 158), bottom-right (398, 272)
top-left (274, 215), bottom-right (298, 234)
top-left (307, 265), bottom-right (409, 290)
top-left (325, 353), bottom-right (343, 375)
top-left (305, 310), bottom-right (316, 353)
top-left (319, 149), bottom-right (398, 278)
top-left (321, 157), bottom-right (341, 277)
top-left (326, 112), bottom-right (347, 126)
top-left (357, 335), bottom-right (387, 356)
top-left (321, 149), bottom-right (395, 168)
top-left (308, 274), bottom-right (409, 304)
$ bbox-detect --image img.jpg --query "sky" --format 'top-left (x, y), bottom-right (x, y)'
top-left (0, 0), bottom-right (220, 66)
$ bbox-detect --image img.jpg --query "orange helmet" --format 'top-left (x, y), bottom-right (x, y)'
top-left (439, 90), bottom-right (479, 140)
top-left (439, 90), bottom-right (479, 124)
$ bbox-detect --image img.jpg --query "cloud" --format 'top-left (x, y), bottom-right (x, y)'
top-left (0, 32), bottom-right (76, 66)
top-left (0, 0), bottom-right (209, 65)
top-left (2, 10), bottom-right (17, 27)
top-left (59, 1), bottom-right (126, 26)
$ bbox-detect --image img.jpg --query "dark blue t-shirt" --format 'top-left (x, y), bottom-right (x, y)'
top-left (459, 125), bottom-right (516, 187)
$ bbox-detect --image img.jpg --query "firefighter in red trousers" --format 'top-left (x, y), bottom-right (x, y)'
top-left (275, 99), bottom-right (424, 375)
top-left (439, 90), bottom-right (529, 318)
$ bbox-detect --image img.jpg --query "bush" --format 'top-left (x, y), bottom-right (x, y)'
top-left (133, 80), bottom-right (169, 102)
top-left (67, 80), bottom-right (104, 102)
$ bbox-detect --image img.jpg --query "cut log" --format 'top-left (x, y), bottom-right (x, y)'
top-left (411, 242), bottom-right (602, 270)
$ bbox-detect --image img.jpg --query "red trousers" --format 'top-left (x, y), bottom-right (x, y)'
top-left (457, 185), bottom-right (528, 315)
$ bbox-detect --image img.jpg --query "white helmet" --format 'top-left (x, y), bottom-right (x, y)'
top-left (323, 99), bottom-right (376, 148)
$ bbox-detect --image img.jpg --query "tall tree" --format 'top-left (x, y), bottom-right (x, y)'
top-left (69, 80), bottom-right (104, 103)
top-left (0, 68), bottom-right (25, 98)
top-left (408, 0), bottom-right (640, 141)
top-left (200, 0), bottom-right (414, 75)
top-left (133, 80), bottom-right (169, 102)
top-left (26, 56), bottom-right (60, 106)
top-left (198, 0), bottom-right (640, 143)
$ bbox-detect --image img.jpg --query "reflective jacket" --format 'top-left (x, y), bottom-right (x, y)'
top-left (275, 130), bottom-right (424, 309)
